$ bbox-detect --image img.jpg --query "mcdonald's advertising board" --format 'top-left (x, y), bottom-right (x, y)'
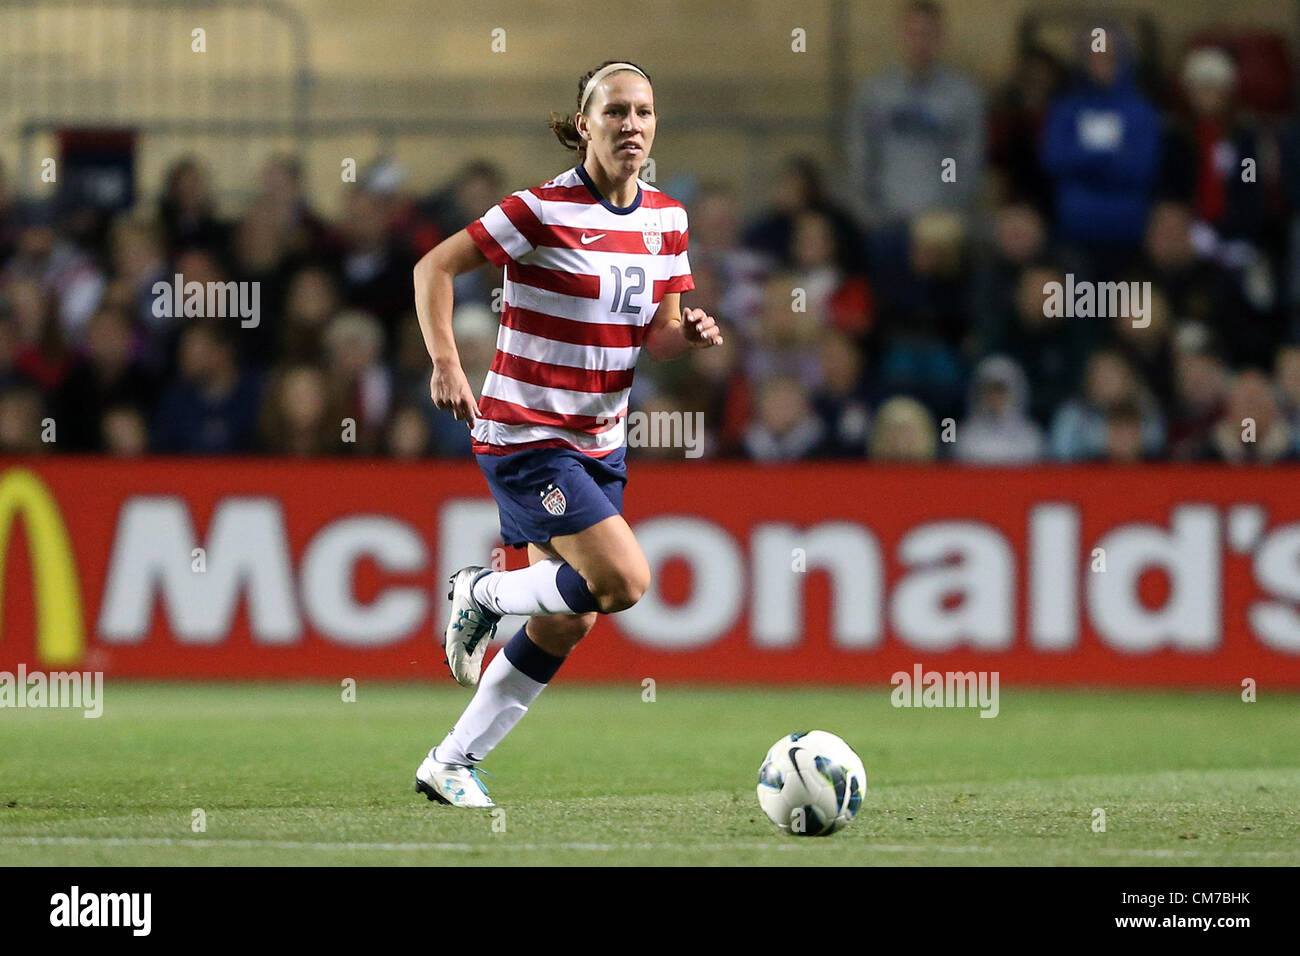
top-left (1, 460), bottom-right (1299, 686)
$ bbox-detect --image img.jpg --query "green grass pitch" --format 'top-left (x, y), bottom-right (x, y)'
top-left (1, 682), bottom-right (1297, 866)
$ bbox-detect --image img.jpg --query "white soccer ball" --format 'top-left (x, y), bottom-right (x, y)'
top-left (756, 730), bottom-right (867, 836)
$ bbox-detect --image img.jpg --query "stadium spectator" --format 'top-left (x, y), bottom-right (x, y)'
top-left (234, 199), bottom-right (299, 290)
top-left (8, 279), bottom-right (77, 394)
top-left (231, 205), bottom-right (301, 366)
top-left (152, 320), bottom-right (262, 453)
top-left (107, 216), bottom-right (168, 336)
top-left (0, 159), bottom-right (19, 266)
top-left (743, 155), bottom-right (864, 275)
top-left (0, 383), bottom-right (46, 454)
top-left (1202, 368), bottom-right (1293, 462)
top-left (870, 209), bottom-right (968, 419)
top-left (811, 329), bottom-right (872, 458)
top-left (392, 308), bottom-right (437, 412)
top-left (1110, 284), bottom-right (1175, 406)
top-left (987, 46), bottom-right (1067, 212)
top-left (0, 317), bottom-right (24, 392)
top-left (258, 362), bottom-right (337, 457)
top-left (1049, 349), bottom-right (1164, 461)
top-left (1278, 120), bottom-right (1300, 331)
top-left (1160, 48), bottom-right (1266, 241)
top-left (1040, 29), bottom-right (1161, 268)
top-left (678, 334), bottom-right (751, 458)
top-left (743, 375), bottom-right (826, 461)
top-left (322, 310), bottom-right (391, 455)
top-left (989, 264), bottom-right (1096, 425)
top-left (419, 160), bottom-right (503, 245)
top-left (1144, 201), bottom-right (1269, 367)
top-left (419, 167), bottom-right (508, 312)
top-left (158, 156), bottom-right (227, 255)
top-left (279, 265), bottom-right (341, 363)
top-left (387, 402), bottom-right (433, 459)
top-left (51, 305), bottom-right (159, 451)
top-left (143, 246), bottom-right (231, 372)
top-left (868, 395), bottom-right (938, 462)
top-left (256, 155), bottom-right (337, 261)
top-left (364, 157), bottom-right (444, 263)
top-left (1099, 399), bottom-right (1148, 463)
top-left (954, 354), bottom-right (1045, 464)
top-left (789, 209), bottom-right (874, 337)
top-left (1167, 322), bottom-right (1230, 460)
top-left (336, 181), bottom-right (417, 342)
top-left (690, 183), bottom-right (768, 342)
top-left (1, 206), bottom-right (105, 341)
top-left (746, 272), bottom-right (823, 390)
top-left (629, 391), bottom-right (703, 461)
top-left (4, 68), bottom-right (1299, 468)
top-left (846, 0), bottom-right (984, 228)
top-left (5, 279), bottom-right (41, 350)
top-left (101, 403), bottom-right (149, 457)
top-left (1274, 343), bottom-right (1300, 448)
top-left (971, 203), bottom-right (1051, 354)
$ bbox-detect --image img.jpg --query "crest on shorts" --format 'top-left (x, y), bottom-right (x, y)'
top-left (540, 483), bottom-right (567, 516)
top-left (642, 228), bottom-right (662, 255)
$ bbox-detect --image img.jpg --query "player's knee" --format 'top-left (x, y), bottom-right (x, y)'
top-left (565, 611), bottom-right (599, 642)
top-left (591, 563), bottom-right (650, 613)
top-left (529, 612), bottom-right (597, 656)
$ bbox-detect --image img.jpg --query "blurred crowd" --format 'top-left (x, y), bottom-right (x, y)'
top-left (4, 0), bottom-right (1300, 464)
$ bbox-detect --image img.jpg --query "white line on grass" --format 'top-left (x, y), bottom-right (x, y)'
top-left (0, 836), bottom-right (1295, 859)
top-left (3, 836), bottom-right (795, 853)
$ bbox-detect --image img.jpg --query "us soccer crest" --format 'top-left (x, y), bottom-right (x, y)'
top-left (540, 483), bottom-right (567, 516)
top-left (642, 228), bottom-right (662, 255)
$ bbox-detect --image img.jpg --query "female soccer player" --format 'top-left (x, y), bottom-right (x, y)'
top-left (411, 60), bottom-right (724, 806)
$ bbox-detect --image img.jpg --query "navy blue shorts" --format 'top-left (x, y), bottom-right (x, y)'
top-left (476, 445), bottom-right (627, 549)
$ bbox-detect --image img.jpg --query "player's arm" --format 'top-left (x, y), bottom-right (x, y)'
top-left (413, 229), bottom-right (491, 426)
top-left (643, 292), bottom-right (724, 361)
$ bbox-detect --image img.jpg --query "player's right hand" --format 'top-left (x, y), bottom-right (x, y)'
top-left (430, 361), bottom-right (480, 427)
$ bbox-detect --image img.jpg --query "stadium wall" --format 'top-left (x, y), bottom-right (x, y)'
top-left (1, 461), bottom-right (1298, 686)
top-left (290, 0), bottom-right (1293, 83)
top-left (6, 0), bottom-right (1294, 217)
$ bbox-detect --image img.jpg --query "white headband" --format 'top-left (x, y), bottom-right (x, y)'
top-left (579, 62), bottom-right (648, 114)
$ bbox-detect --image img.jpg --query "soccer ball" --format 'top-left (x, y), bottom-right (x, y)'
top-left (756, 730), bottom-right (866, 836)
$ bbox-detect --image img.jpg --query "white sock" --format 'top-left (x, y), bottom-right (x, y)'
top-left (435, 647), bottom-right (548, 766)
top-left (472, 559), bottom-right (570, 615)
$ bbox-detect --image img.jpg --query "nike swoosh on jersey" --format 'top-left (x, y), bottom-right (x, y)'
top-left (580, 233), bottom-right (606, 244)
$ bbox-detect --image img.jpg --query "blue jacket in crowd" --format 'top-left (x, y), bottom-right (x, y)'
top-left (1040, 57), bottom-right (1161, 246)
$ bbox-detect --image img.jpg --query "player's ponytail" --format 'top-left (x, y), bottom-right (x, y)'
top-left (547, 111), bottom-right (585, 154)
top-left (548, 59), bottom-right (652, 156)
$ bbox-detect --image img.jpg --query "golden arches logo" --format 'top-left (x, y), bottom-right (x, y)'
top-left (0, 468), bottom-right (85, 666)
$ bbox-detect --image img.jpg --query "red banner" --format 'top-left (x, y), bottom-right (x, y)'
top-left (1, 459), bottom-right (1298, 686)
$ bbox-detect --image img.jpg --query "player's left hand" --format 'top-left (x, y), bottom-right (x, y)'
top-left (682, 307), bottom-right (724, 348)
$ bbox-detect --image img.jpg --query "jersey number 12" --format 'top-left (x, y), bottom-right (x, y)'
top-left (610, 266), bottom-right (645, 315)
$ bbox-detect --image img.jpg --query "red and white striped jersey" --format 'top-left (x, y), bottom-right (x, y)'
top-left (465, 164), bottom-right (694, 457)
